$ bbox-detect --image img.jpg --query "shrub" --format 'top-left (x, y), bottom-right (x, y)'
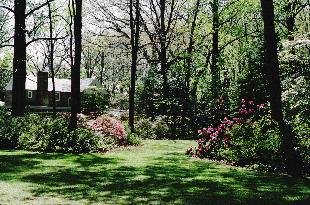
top-left (153, 115), bottom-right (172, 139)
top-left (292, 114), bottom-right (310, 173)
top-left (18, 116), bottom-right (69, 152)
top-left (110, 94), bottom-right (129, 110)
top-left (18, 116), bottom-right (101, 153)
top-left (81, 86), bottom-right (110, 114)
top-left (92, 115), bottom-right (127, 146)
top-left (68, 128), bottom-right (100, 153)
top-left (135, 115), bottom-right (171, 139)
top-left (1, 108), bottom-right (138, 153)
top-left (135, 117), bottom-right (155, 139)
top-left (126, 133), bottom-right (141, 146)
top-left (225, 116), bottom-right (282, 171)
top-left (0, 109), bottom-right (41, 149)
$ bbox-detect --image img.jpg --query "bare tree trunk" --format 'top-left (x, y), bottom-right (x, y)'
top-left (12, 0), bottom-right (26, 116)
top-left (260, 0), bottom-right (301, 176)
top-left (286, 2), bottom-right (295, 41)
top-left (129, 0), bottom-right (140, 133)
top-left (181, 0), bottom-right (200, 135)
top-left (159, 0), bottom-right (169, 115)
top-left (100, 51), bottom-right (105, 85)
top-left (210, 0), bottom-right (220, 100)
top-left (69, 0), bottom-right (82, 130)
top-left (48, 1), bottom-right (56, 118)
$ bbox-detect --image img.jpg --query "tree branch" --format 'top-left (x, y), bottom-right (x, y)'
top-left (0, 5), bottom-right (13, 13)
top-left (26, 36), bottom-right (68, 47)
top-left (26, 0), bottom-right (56, 17)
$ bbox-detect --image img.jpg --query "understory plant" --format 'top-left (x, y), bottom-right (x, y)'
top-left (0, 107), bottom-right (139, 153)
top-left (187, 100), bottom-right (283, 169)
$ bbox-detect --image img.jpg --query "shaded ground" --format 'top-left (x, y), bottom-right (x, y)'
top-left (0, 140), bottom-right (309, 205)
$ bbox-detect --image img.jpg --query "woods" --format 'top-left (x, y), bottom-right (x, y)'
top-left (0, 0), bottom-right (309, 176)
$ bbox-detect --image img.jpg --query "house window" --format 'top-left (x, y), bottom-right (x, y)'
top-left (28, 91), bottom-right (33, 99)
top-left (68, 97), bottom-right (71, 107)
top-left (55, 92), bottom-right (60, 101)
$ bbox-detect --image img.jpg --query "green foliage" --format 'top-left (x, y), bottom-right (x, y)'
top-left (68, 128), bottom-right (101, 153)
top-left (0, 109), bottom-right (40, 149)
top-left (225, 116), bottom-right (283, 171)
top-left (17, 116), bottom-right (99, 153)
top-left (137, 69), bottom-right (162, 117)
top-left (81, 86), bottom-right (110, 113)
top-left (135, 117), bottom-right (155, 139)
top-left (126, 132), bottom-right (141, 146)
top-left (0, 53), bottom-right (12, 101)
top-left (135, 116), bottom-right (173, 139)
top-left (282, 75), bottom-right (309, 122)
top-left (291, 114), bottom-right (310, 171)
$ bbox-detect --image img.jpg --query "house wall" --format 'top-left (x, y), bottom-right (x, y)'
top-left (48, 91), bottom-right (71, 107)
top-left (5, 91), bottom-right (12, 106)
top-left (5, 90), bottom-right (38, 106)
top-left (5, 90), bottom-right (76, 108)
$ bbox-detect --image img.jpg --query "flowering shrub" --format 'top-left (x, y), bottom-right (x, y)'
top-left (187, 99), bottom-right (266, 159)
top-left (92, 115), bottom-right (127, 146)
top-left (58, 112), bottom-right (89, 128)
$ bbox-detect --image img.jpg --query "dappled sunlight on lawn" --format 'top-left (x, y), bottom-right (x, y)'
top-left (0, 140), bottom-right (309, 205)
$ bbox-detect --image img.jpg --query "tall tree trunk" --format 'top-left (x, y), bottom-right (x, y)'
top-left (69, 0), bottom-right (82, 130)
top-left (100, 51), bottom-right (105, 85)
top-left (260, 0), bottom-right (301, 176)
top-left (12, 0), bottom-right (26, 117)
top-left (129, 0), bottom-right (140, 133)
top-left (286, 1), bottom-right (296, 41)
top-left (48, 1), bottom-right (56, 118)
top-left (181, 0), bottom-right (200, 135)
top-left (210, 0), bottom-right (220, 100)
top-left (159, 0), bottom-right (169, 114)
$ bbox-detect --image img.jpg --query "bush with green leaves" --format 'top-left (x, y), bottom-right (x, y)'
top-left (126, 133), bottom-right (141, 146)
top-left (17, 116), bottom-right (100, 153)
top-left (135, 115), bottom-right (171, 139)
top-left (225, 116), bottom-right (283, 171)
top-left (187, 99), bottom-right (285, 172)
top-left (0, 109), bottom-right (41, 149)
top-left (18, 116), bottom-right (69, 152)
top-left (81, 86), bottom-right (110, 114)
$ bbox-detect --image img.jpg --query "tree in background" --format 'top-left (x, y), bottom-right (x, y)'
top-left (260, 0), bottom-right (302, 176)
top-left (129, 0), bottom-right (141, 133)
top-left (12, 0), bottom-right (26, 116)
top-left (69, 0), bottom-right (82, 130)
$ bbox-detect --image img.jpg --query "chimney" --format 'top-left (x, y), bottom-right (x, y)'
top-left (37, 71), bottom-right (48, 91)
top-left (36, 71), bottom-right (49, 106)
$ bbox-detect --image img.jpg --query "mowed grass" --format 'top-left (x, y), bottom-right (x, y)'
top-left (0, 140), bottom-right (309, 205)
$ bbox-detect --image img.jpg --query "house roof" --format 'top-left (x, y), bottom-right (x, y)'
top-left (5, 75), bottom-right (99, 92)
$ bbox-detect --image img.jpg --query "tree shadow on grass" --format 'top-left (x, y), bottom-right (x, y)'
top-left (0, 151), bottom-right (309, 205)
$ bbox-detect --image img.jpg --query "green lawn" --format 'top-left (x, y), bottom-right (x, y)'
top-left (0, 140), bottom-right (309, 205)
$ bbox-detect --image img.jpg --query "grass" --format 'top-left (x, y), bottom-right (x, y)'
top-left (0, 140), bottom-right (309, 205)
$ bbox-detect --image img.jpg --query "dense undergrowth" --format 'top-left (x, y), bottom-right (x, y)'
top-left (187, 99), bottom-right (310, 175)
top-left (0, 108), bottom-right (140, 153)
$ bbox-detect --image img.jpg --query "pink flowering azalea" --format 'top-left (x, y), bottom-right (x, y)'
top-left (189, 98), bottom-right (267, 159)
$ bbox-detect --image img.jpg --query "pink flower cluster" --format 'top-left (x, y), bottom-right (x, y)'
top-left (187, 99), bottom-right (266, 158)
top-left (239, 99), bottom-right (265, 117)
top-left (92, 116), bottom-right (127, 145)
